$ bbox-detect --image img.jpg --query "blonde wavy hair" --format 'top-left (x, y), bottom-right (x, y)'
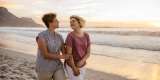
top-left (70, 15), bottom-right (85, 28)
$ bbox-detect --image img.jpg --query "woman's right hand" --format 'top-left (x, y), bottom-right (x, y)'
top-left (73, 68), bottom-right (80, 76)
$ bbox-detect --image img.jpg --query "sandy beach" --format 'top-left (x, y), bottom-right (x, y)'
top-left (0, 27), bottom-right (160, 80)
top-left (0, 47), bottom-right (136, 80)
top-left (0, 48), bottom-right (36, 80)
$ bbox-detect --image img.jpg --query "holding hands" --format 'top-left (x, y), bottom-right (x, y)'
top-left (59, 54), bottom-right (71, 60)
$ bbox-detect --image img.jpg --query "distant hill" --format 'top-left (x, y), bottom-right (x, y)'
top-left (0, 7), bottom-right (43, 27)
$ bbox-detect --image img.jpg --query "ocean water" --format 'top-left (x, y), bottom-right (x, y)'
top-left (1, 27), bottom-right (160, 51)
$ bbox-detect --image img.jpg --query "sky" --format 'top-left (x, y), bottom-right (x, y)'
top-left (1, 0), bottom-right (160, 27)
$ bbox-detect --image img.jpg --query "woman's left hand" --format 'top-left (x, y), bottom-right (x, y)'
top-left (77, 59), bottom-right (85, 67)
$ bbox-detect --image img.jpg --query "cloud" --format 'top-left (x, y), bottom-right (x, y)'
top-left (1, 0), bottom-right (160, 27)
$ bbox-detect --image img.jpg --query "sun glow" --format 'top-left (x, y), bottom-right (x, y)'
top-left (150, 21), bottom-right (160, 28)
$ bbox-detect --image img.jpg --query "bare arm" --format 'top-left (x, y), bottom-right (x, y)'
top-left (66, 46), bottom-right (77, 70)
top-left (61, 43), bottom-right (66, 55)
top-left (37, 37), bottom-right (64, 60)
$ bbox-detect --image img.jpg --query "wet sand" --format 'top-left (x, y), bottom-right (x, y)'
top-left (0, 48), bottom-right (134, 80)
top-left (87, 54), bottom-right (160, 80)
top-left (1, 43), bottom-right (160, 80)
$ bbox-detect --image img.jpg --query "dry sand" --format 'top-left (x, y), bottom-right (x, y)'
top-left (0, 48), bottom-right (36, 80)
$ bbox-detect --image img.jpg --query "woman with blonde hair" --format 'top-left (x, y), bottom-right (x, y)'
top-left (65, 15), bottom-right (91, 80)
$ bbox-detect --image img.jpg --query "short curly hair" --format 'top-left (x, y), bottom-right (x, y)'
top-left (70, 15), bottom-right (85, 28)
top-left (42, 13), bottom-right (56, 28)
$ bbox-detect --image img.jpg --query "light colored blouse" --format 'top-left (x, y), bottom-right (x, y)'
top-left (36, 29), bottom-right (64, 72)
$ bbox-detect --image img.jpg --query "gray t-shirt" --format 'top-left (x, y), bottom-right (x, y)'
top-left (36, 29), bottom-right (64, 72)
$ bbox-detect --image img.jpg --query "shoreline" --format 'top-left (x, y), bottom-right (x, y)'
top-left (0, 47), bottom-right (134, 80)
top-left (0, 43), bottom-right (160, 80)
